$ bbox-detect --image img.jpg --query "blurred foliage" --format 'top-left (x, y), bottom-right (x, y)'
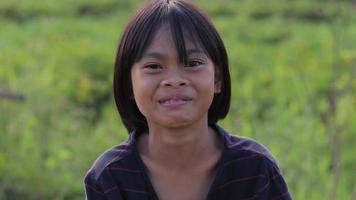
top-left (0, 0), bottom-right (355, 199)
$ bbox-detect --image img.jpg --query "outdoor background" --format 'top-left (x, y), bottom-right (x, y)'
top-left (0, 0), bottom-right (355, 199)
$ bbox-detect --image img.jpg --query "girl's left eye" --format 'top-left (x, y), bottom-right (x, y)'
top-left (187, 60), bottom-right (203, 68)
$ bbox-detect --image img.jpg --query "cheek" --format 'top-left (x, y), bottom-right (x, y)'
top-left (204, 71), bottom-right (218, 104)
top-left (131, 71), bottom-right (145, 111)
top-left (131, 74), bottom-right (158, 116)
top-left (131, 75), bottom-right (156, 97)
top-left (131, 83), bottom-right (150, 117)
top-left (198, 70), bottom-right (216, 93)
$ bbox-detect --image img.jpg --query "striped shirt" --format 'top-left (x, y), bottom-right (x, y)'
top-left (84, 125), bottom-right (292, 200)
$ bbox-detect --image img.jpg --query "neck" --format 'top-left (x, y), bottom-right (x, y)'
top-left (138, 120), bottom-right (221, 170)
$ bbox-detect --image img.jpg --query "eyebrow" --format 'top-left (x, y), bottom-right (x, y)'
top-left (142, 49), bottom-right (206, 59)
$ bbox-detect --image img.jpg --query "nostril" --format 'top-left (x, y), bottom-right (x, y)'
top-left (163, 82), bottom-right (172, 86)
top-left (161, 78), bottom-right (188, 87)
top-left (179, 82), bottom-right (186, 86)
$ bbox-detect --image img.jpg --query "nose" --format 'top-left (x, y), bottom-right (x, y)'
top-left (161, 69), bottom-right (189, 88)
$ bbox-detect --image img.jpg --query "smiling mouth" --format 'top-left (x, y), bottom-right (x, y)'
top-left (158, 95), bottom-right (192, 106)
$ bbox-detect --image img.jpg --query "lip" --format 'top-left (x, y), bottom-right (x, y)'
top-left (158, 94), bottom-right (192, 107)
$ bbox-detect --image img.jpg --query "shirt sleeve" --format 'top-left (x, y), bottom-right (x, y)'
top-left (84, 169), bottom-right (124, 200)
top-left (85, 182), bottom-right (107, 200)
top-left (84, 176), bottom-right (106, 200)
top-left (260, 161), bottom-right (292, 200)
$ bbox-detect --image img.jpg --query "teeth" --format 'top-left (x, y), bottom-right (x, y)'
top-left (166, 99), bottom-right (180, 103)
top-left (161, 98), bottom-right (187, 104)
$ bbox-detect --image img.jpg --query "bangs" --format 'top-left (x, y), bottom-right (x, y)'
top-left (132, 1), bottom-right (216, 67)
top-left (168, 8), bottom-right (207, 65)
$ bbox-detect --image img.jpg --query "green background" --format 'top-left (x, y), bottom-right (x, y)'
top-left (0, 0), bottom-right (355, 199)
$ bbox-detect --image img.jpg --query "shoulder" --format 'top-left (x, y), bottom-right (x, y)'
top-left (211, 125), bottom-right (291, 199)
top-left (84, 133), bottom-right (149, 199)
top-left (215, 125), bottom-right (279, 166)
top-left (214, 125), bottom-right (285, 180)
top-left (84, 135), bottom-right (135, 185)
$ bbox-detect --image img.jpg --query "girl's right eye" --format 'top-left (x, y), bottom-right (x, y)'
top-left (143, 63), bottom-right (162, 70)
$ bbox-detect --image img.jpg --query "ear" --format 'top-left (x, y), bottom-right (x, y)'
top-left (214, 80), bottom-right (221, 94)
top-left (214, 68), bottom-right (222, 94)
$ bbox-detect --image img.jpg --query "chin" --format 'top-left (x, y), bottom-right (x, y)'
top-left (159, 118), bottom-right (193, 128)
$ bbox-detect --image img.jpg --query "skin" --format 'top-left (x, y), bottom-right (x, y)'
top-left (131, 25), bottom-right (222, 200)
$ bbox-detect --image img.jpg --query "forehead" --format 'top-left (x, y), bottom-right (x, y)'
top-left (139, 23), bottom-right (207, 61)
top-left (147, 25), bottom-right (201, 50)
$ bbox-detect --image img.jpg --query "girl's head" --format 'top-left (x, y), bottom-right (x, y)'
top-left (114, 0), bottom-right (231, 133)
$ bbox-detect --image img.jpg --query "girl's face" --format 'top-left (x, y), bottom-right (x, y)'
top-left (131, 25), bottom-right (221, 129)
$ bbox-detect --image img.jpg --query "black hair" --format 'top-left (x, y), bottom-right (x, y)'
top-left (113, 0), bottom-right (231, 133)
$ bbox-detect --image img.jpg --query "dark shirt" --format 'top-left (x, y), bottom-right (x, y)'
top-left (84, 125), bottom-right (292, 200)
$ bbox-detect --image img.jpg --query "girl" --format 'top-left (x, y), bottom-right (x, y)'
top-left (84, 0), bottom-right (291, 199)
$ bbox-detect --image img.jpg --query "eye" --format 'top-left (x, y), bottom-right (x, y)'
top-left (144, 63), bottom-right (162, 70)
top-left (186, 60), bottom-right (204, 68)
